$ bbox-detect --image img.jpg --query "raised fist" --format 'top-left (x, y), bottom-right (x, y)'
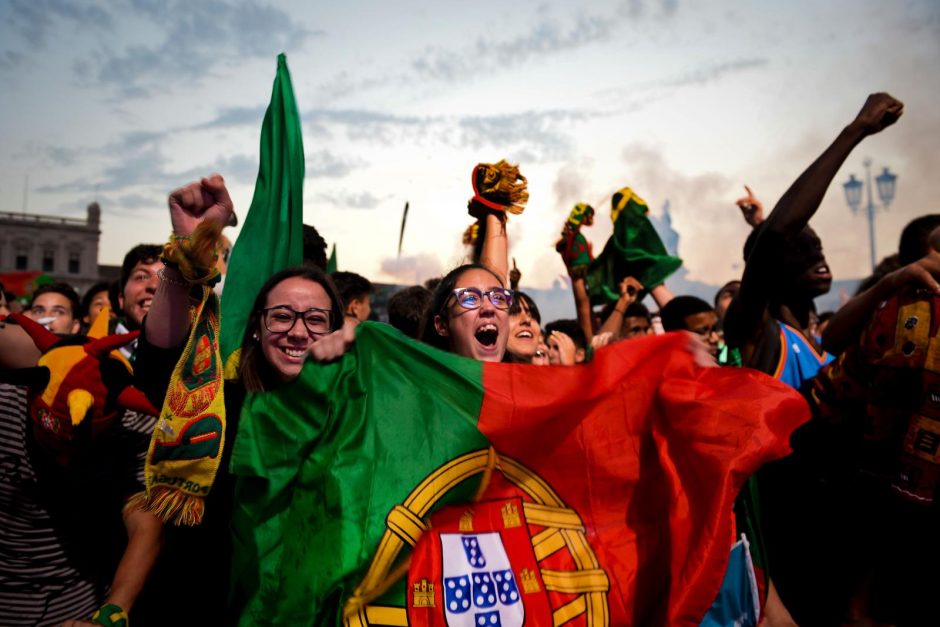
top-left (168, 174), bottom-right (235, 238)
top-left (851, 93), bottom-right (903, 137)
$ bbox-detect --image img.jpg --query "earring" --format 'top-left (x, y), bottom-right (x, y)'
top-left (253, 332), bottom-right (260, 340)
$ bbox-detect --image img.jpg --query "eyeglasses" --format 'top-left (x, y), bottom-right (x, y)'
top-left (446, 287), bottom-right (513, 311)
top-left (261, 306), bottom-right (333, 336)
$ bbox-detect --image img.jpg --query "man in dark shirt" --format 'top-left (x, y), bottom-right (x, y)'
top-left (723, 92), bottom-right (904, 624)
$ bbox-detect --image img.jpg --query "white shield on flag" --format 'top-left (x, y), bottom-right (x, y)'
top-left (440, 532), bottom-right (525, 627)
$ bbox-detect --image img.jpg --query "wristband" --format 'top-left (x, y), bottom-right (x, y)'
top-left (91, 603), bottom-right (129, 627)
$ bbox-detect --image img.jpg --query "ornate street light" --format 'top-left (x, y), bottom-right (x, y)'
top-left (842, 158), bottom-right (897, 273)
top-left (875, 167), bottom-right (897, 206)
top-left (843, 175), bottom-right (863, 212)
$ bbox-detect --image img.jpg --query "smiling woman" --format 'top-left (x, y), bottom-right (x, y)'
top-left (506, 291), bottom-right (542, 363)
top-left (129, 174), bottom-right (352, 623)
top-left (239, 268), bottom-right (344, 391)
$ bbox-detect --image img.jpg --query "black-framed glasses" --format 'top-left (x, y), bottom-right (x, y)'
top-left (261, 306), bottom-right (333, 336)
top-left (445, 287), bottom-right (513, 312)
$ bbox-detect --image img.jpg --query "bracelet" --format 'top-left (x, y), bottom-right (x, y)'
top-left (614, 308), bottom-right (626, 316)
top-left (91, 603), bottom-right (129, 627)
top-left (158, 266), bottom-right (191, 289)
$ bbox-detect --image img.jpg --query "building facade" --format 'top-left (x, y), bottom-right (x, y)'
top-left (0, 203), bottom-right (101, 294)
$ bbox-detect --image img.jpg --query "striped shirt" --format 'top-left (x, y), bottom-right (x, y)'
top-left (0, 384), bottom-right (156, 626)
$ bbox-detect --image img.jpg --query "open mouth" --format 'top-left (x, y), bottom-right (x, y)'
top-left (475, 324), bottom-right (499, 347)
top-left (515, 330), bottom-right (533, 340)
top-left (814, 264), bottom-right (832, 280)
top-left (279, 346), bottom-right (307, 358)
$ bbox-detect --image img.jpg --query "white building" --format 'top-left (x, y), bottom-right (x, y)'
top-left (0, 203), bottom-right (102, 294)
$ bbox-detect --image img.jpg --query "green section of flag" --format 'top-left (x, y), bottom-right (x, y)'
top-left (220, 54), bottom-right (305, 364)
top-left (229, 323), bottom-right (488, 625)
top-left (587, 188), bottom-right (682, 304)
top-left (326, 243), bottom-right (337, 273)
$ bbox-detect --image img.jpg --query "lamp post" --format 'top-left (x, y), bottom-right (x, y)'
top-left (842, 158), bottom-right (897, 273)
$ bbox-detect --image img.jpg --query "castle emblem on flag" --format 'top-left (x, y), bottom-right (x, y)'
top-left (459, 510), bottom-right (474, 532)
top-left (441, 533), bottom-right (523, 627)
top-left (413, 579), bottom-right (435, 608)
top-left (519, 569), bottom-right (540, 594)
top-left (501, 502), bottom-right (520, 528)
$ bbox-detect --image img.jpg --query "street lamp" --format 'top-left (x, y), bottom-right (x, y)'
top-left (842, 158), bottom-right (897, 273)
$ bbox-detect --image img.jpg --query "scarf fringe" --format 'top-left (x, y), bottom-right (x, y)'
top-left (127, 487), bottom-right (205, 525)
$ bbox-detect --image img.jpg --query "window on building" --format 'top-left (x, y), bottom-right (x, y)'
top-left (68, 251), bottom-right (80, 274)
top-left (42, 249), bottom-right (55, 272)
top-left (15, 253), bottom-right (28, 270)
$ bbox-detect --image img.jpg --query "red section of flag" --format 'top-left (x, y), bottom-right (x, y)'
top-left (478, 332), bottom-right (809, 625)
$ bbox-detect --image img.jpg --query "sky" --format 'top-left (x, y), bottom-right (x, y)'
top-left (2, 0), bottom-right (938, 297)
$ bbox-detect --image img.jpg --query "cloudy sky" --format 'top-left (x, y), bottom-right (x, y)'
top-left (2, 0), bottom-right (938, 293)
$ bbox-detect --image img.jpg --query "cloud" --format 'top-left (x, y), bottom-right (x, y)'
top-left (455, 110), bottom-right (586, 161)
top-left (413, 12), bottom-right (615, 83)
top-left (314, 190), bottom-right (386, 210)
top-left (0, 49), bottom-right (23, 70)
top-left (618, 0), bottom-right (678, 20)
top-left (71, 0), bottom-right (315, 97)
top-left (32, 123), bottom-right (266, 197)
top-left (1, 0), bottom-right (114, 49)
top-left (194, 105), bottom-right (266, 130)
top-left (114, 192), bottom-right (159, 210)
top-left (319, 3), bottom-right (673, 98)
top-left (656, 57), bottom-right (769, 89)
top-left (307, 150), bottom-right (362, 179)
top-left (177, 154), bottom-right (260, 185)
top-left (552, 160), bottom-right (596, 213)
top-left (194, 101), bottom-right (595, 162)
top-left (617, 142), bottom-right (742, 282)
top-left (380, 253), bottom-right (444, 285)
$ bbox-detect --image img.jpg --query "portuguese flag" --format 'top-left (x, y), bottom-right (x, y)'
top-left (587, 187), bottom-right (682, 304)
top-left (229, 323), bottom-right (808, 626)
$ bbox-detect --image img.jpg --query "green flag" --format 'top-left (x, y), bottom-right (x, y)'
top-left (587, 187), bottom-right (682, 304)
top-left (327, 243), bottom-right (337, 273)
top-left (220, 53), bottom-right (304, 374)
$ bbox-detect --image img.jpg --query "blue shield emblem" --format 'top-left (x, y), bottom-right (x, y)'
top-left (440, 533), bottom-right (523, 627)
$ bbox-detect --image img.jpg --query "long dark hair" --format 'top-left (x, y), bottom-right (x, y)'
top-left (418, 263), bottom-right (504, 352)
top-left (239, 265), bottom-right (344, 392)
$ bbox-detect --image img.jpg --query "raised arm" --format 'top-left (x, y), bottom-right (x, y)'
top-left (146, 174), bottom-right (234, 349)
top-left (726, 93), bottom-right (903, 349)
top-left (479, 213), bottom-right (509, 284)
top-left (763, 93), bottom-right (902, 240)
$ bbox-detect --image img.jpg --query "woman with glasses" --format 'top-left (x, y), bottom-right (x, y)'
top-left (419, 264), bottom-right (514, 362)
top-left (238, 267), bottom-right (344, 390)
top-left (131, 175), bottom-right (350, 624)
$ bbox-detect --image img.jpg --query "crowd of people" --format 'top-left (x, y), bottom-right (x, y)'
top-left (1, 90), bottom-right (936, 626)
